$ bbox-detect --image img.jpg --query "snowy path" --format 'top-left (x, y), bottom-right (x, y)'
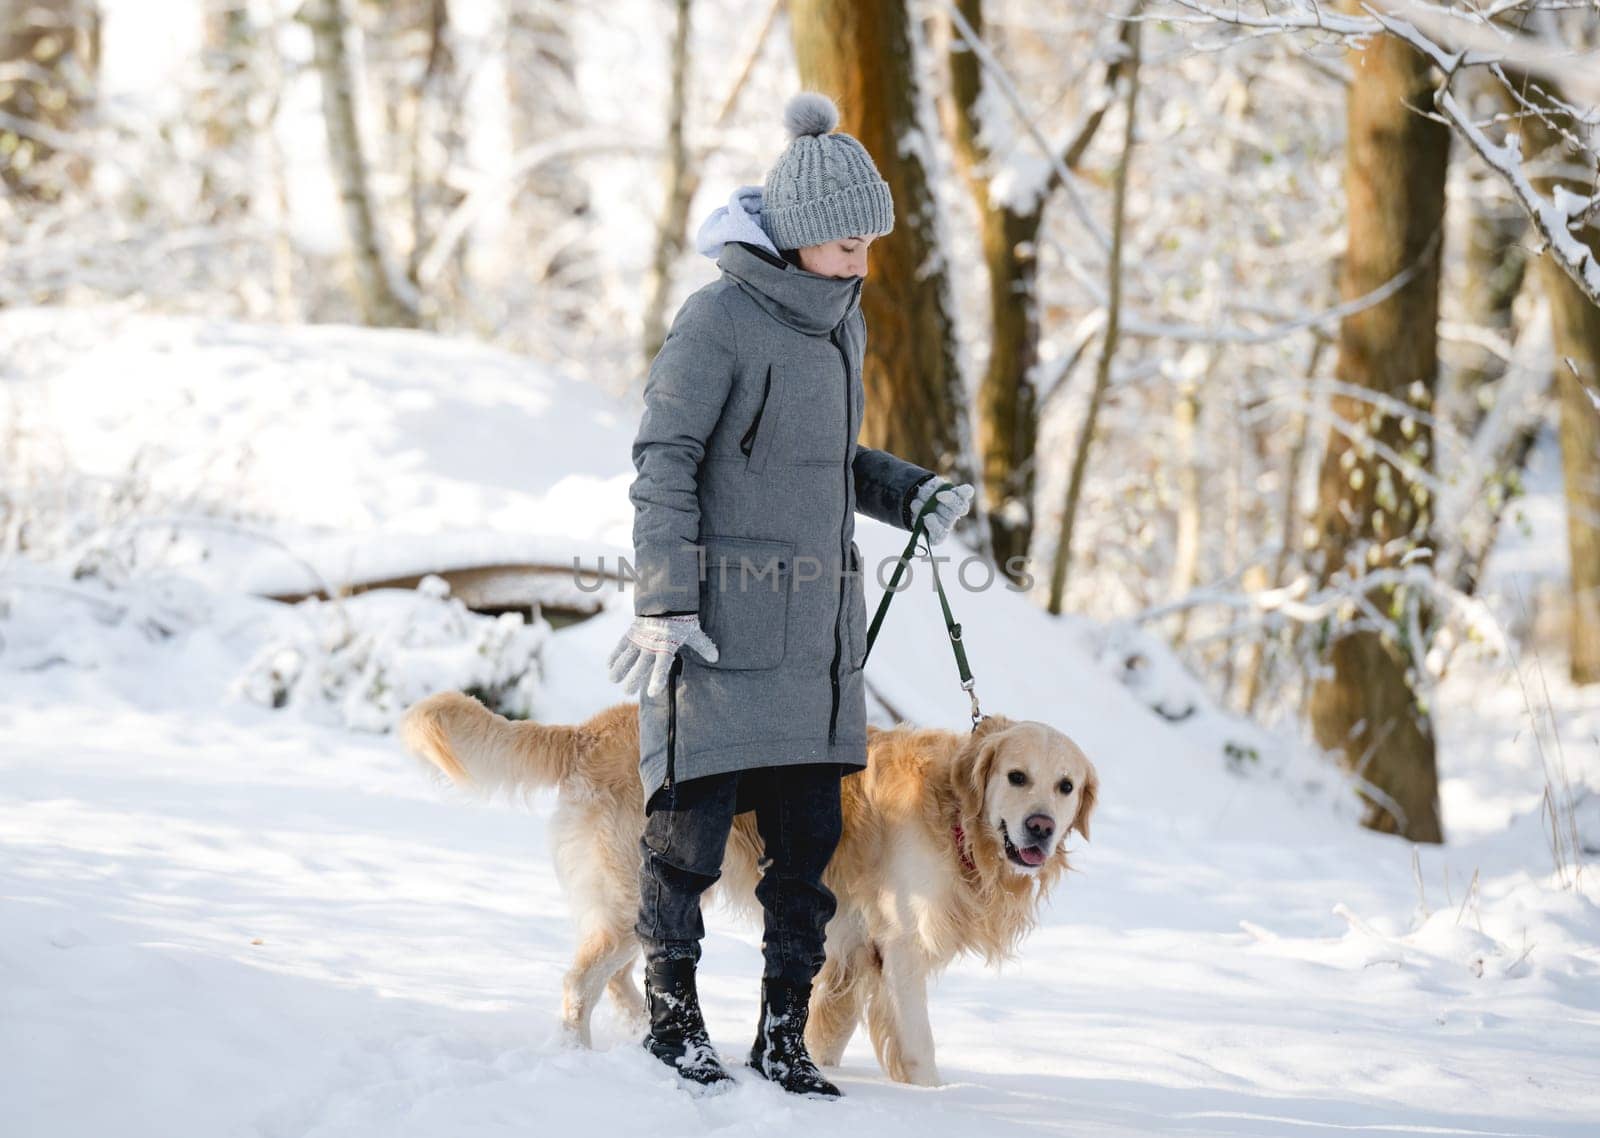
top-left (5, 663), bottom-right (1596, 1138)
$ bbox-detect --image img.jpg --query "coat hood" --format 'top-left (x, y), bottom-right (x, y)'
top-left (695, 183), bottom-right (778, 259)
top-left (698, 184), bottom-right (863, 336)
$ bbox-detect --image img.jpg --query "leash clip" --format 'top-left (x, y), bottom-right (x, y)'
top-left (962, 677), bottom-right (984, 729)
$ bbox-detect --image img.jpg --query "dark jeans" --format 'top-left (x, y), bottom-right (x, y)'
top-left (636, 762), bottom-right (844, 988)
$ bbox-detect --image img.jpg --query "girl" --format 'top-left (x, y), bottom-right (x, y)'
top-left (607, 91), bottom-right (975, 1096)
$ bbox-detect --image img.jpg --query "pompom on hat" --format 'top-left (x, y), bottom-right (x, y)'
top-left (760, 91), bottom-right (895, 251)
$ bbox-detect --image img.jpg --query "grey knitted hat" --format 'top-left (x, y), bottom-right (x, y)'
top-left (761, 92), bottom-right (894, 251)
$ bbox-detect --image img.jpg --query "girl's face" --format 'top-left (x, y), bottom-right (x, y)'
top-left (796, 235), bottom-right (875, 280)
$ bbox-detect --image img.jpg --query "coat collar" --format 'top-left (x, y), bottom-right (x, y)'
top-left (717, 240), bottom-right (863, 336)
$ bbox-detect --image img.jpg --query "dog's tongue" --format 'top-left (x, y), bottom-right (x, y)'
top-left (1018, 845), bottom-right (1046, 866)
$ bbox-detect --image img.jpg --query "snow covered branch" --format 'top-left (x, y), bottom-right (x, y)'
top-left (1160, 0), bottom-right (1600, 307)
top-left (934, 0), bottom-right (1113, 251)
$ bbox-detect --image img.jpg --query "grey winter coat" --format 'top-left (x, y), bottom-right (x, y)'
top-left (628, 239), bottom-right (937, 803)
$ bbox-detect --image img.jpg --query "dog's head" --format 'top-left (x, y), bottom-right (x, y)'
top-left (956, 718), bottom-right (1098, 876)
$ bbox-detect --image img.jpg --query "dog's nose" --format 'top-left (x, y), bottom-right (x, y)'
top-left (1024, 813), bottom-right (1055, 841)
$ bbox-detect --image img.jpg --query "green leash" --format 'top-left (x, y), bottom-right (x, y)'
top-left (861, 481), bottom-right (988, 731)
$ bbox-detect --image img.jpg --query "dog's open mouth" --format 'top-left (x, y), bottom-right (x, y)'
top-left (1000, 821), bottom-right (1048, 868)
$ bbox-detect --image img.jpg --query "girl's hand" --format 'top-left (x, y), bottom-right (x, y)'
top-left (909, 480), bottom-right (975, 545)
top-left (607, 614), bottom-right (721, 697)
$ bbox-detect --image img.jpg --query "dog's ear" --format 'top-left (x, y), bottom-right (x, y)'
top-left (956, 735), bottom-right (1000, 822)
top-left (1070, 759), bottom-right (1099, 842)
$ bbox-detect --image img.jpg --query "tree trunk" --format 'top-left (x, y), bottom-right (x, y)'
top-left (1544, 267), bottom-right (1600, 684)
top-left (1240, 334), bottom-right (1328, 716)
top-left (301, 0), bottom-right (419, 328)
top-left (261, 10), bottom-right (300, 320)
top-left (789, 0), bottom-right (970, 485)
top-left (1456, 122), bottom-right (1529, 405)
top-left (1438, 74), bottom-right (1536, 599)
top-left (972, 202), bottom-right (1041, 578)
top-left (358, 0), bottom-right (464, 298)
top-left (944, 0), bottom-right (1131, 581)
top-left (1307, 24), bottom-right (1448, 843)
top-left (641, 0), bottom-right (694, 365)
top-left (1048, 17), bottom-right (1141, 615)
top-left (407, 0), bottom-right (466, 294)
top-left (947, 0), bottom-right (1042, 577)
top-left (505, 0), bottom-right (587, 226)
top-left (1523, 88), bottom-right (1600, 685)
top-left (1170, 375), bottom-right (1201, 640)
top-left (0, 0), bottom-right (99, 202)
top-left (502, 0), bottom-right (585, 216)
top-left (198, 0), bottom-right (253, 221)
top-left (1446, 227), bottom-right (1542, 599)
top-left (502, 0), bottom-right (593, 342)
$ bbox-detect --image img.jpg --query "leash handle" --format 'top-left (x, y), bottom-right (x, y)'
top-left (861, 481), bottom-right (988, 730)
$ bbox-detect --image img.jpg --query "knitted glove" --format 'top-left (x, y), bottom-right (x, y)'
top-left (907, 479), bottom-right (976, 545)
top-left (607, 613), bottom-right (721, 697)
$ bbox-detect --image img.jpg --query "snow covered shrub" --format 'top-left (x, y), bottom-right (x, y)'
top-left (1089, 616), bottom-right (1347, 806)
top-left (1093, 619), bottom-right (1215, 726)
top-left (233, 575), bottom-right (547, 732)
top-left (0, 359), bottom-right (268, 585)
top-left (0, 560), bottom-right (211, 673)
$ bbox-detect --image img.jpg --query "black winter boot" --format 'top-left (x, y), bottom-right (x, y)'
top-left (642, 957), bottom-right (734, 1089)
top-left (747, 977), bottom-right (841, 1098)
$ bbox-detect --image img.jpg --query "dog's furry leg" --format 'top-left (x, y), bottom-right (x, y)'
top-left (605, 953), bottom-right (646, 1025)
top-left (807, 940), bottom-right (868, 1066)
top-left (562, 926), bottom-right (639, 1048)
top-left (864, 939), bottom-right (942, 1086)
top-left (862, 968), bottom-right (901, 1080)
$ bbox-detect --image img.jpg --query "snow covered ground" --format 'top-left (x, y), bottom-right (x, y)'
top-left (3, 310), bottom-right (1598, 1137)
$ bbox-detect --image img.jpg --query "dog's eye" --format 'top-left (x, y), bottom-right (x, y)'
top-left (1007, 770), bottom-right (1028, 787)
top-left (1057, 778), bottom-right (1075, 796)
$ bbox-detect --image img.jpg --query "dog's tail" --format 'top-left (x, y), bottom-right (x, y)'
top-left (399, 690), bottom-right (583, 797)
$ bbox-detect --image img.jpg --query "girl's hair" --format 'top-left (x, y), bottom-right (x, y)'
top-left (779, 247), bottom-right (805, 268)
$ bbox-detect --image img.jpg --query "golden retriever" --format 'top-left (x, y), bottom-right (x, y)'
top-left (398, 692), bottom-right (1098, 1086)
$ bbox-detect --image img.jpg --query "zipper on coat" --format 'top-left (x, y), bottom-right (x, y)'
top-left (827, 323), bottom-right (851, 745)
top-left (739, 365), bottom-right (773, 458)
top-left (663, 653), bottom-right (684, 794)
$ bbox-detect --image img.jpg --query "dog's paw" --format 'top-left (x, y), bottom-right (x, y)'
top-left (893, 1061), bottom-right (943, 1087)
top-left (556, 1017), bottom-right (593, 1050)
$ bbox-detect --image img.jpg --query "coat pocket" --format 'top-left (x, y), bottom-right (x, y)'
top-left (740, 363), bottom-right (783, 474)
top-left (696, 534), bottom-right (793, 670)
top-left (846, 539), bottom-right (870, 671)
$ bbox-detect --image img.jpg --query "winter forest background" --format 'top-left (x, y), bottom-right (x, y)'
top-left (3, 1), bottom-right (1599, 1136)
